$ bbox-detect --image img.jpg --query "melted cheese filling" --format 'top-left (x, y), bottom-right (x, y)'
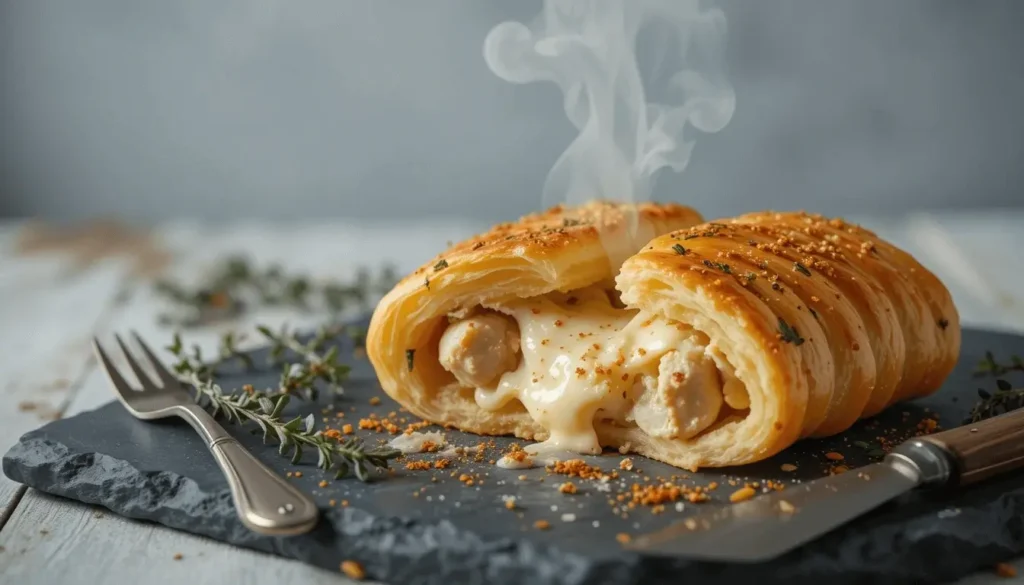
top-left (438, 286), bottom-right (747, 454)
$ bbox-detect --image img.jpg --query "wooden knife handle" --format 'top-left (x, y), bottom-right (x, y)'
top-left (920, 407), bottom-right (1024, 486)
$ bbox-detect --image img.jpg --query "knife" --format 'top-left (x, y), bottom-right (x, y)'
top-left (627, 406), bottom-right (1024, 562)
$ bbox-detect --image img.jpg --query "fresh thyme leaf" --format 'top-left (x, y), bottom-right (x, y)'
top-left (777, 317), bottom-right (805, 346)
top-left (433, 259), bottom-right (449, 272)
top-left (671, 243), bottom-right (687, 255)
top-left (406, 349), bottom-right (415, 372)
top-left (793, 262), bottom-right (811, 276)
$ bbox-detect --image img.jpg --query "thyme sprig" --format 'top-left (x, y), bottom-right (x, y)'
top-left (189, 374), bottom-right (399, 480)
top-left (257, 324), bottom-right (351, 399)
top-left (975, 351), bottom-right (1024, 377)
top-left (155, 256), bottom-right (398, 327)
top-left (969, 352), bottom-right (1024, 423)
top-left (966, 379), bottom-right (1024, 424)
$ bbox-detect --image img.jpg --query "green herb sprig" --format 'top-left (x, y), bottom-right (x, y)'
top-left (969, 352), bottom-right (1024, 423)
top-left (966, 379), bottom-right (1024, 424)
top-left (257, 324), bottom-right (351, 399)
top-left (189, 374), bottom-right (399, 480)
top-left (155, 256), bottom-right (398, 327)
top-left (975, 351), bottom-right (1024, 377)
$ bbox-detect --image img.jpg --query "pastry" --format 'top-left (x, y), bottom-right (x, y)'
top-left (367, 204), bottom-right (960, 469)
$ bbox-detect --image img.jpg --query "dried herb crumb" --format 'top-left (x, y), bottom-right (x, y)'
top-left (778, 318), bottom-right (805, 346)
top-left (938, 318), bottom-right (949, 330)
top-left (671, 243), bottom-right (687, 255)
top-left (794, 262), bottom-right (811, 276)
top-left (406, 349), bottom-right (415, 372)
top-left (433, 259), bottom-right (449, 272)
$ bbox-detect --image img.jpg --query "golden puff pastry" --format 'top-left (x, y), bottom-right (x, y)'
top-left (367, 204), bottom-right (960, 471)
top-left (366, 200), bottom-right (704, 448)
top-left (614, 211), bottom-right (959, 468)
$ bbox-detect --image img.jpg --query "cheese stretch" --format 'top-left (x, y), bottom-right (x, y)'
top-left (437, 286), bottom-right (744, 454)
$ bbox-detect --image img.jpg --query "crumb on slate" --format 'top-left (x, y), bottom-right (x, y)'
top-left (341, 560), bottom-right (366, 580)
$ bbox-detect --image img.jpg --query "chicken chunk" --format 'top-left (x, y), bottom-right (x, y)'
top-left (629, 345), bottom-right (724, 440)
top-left (439, 313), bottom-right (521, 388)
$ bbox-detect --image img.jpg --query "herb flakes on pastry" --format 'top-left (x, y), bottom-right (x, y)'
top-left (367, 204), bottom-right (960, 471)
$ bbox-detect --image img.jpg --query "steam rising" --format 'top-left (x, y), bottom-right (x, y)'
top-left (484, 0), bottom-right (736, 208)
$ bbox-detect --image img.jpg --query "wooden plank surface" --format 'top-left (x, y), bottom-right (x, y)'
top-left (0, 223), bottom-right (132, 519)
top-left (2, 214), bottom-right (1023, 584)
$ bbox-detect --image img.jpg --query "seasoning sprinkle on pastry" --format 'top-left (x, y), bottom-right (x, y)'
top-left (367, 203), bottom-right (960, 470)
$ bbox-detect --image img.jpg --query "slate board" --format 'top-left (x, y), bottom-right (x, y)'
top-left (5, 321), bottom-right (1024, 585)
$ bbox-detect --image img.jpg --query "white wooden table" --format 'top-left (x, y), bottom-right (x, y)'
top-left (1, 211), bottom-right (1023, 584)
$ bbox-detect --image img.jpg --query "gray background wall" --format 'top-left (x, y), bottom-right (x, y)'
top-left (1, 0), bottom-right (1022, 223)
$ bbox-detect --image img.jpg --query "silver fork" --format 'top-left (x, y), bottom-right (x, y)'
top-left (92, 332), bottom-right (319, 536)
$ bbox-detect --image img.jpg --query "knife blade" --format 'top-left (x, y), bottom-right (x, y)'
top-left (627, 405), bottom-right (1024, 562)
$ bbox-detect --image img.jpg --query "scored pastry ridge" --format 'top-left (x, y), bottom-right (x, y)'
top-left (367, 202), bottom-right (960, 470)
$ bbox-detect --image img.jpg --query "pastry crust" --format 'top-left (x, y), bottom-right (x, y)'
top-left (366, 201), bottom-right (704, 440)
top-left (367, 205), bottom-right (960, 470)
top-left (614, 211), bottom-right (959, 467)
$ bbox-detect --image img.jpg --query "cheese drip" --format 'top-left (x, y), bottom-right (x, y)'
top-left (437, 286), bottom-right (736, 455)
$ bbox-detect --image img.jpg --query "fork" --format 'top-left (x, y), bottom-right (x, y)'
top-left (93, 332), bottom-right (319, 536)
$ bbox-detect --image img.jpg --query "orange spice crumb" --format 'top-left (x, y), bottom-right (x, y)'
top-left (341, 560), bottom-right (366, 580)
top-left (405, 461), bottom-right (432, 471)
top-left (318, 480), bottom-right (328, 488)
top-left (342, 500), bottom-right (349, 507)
top-left (505, 499), bottom-right (516, 510)
top-left (434, 458), bottom-right (451, 469)
top-left (832, 465), bottom-right (850, 475)
top-left (825, 451), bottom-right (844, 461)
top-left (574, 367), bottom-right (586, 377)
top-left (619, 458), bottom-right (634, 471)
top-left (329, 499), bottom-right (336, 507)
top-left (554, 320), bottom-right (564, 327)
top-left (323, 429), bottom-right (343, 441)
top-left (534, 520), bottom-right (551, 530)
top-left (780, 463), bottom-right (798, 472)
top-left (995, 563), bottom-right (1018, 578)
top-left (548, 459), bottom-right (614, 481)
top-left (342, 424), bottom-right (354, 435)
top-left (293, 471), bottom-right (303, 478)
top-left (730, 486), bottom-right (756, 503)
top-left (369, 397), bottom-right (381, 406)
top-left (616, 533), bottom-right (632, 544)
top-left (558, 482), bottom-right (578, 495)
top-left (172, 553), bottom-right (183, 561)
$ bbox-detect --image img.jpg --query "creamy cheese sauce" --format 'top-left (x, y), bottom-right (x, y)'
top-left (436, 286), bottom-right (740, 455)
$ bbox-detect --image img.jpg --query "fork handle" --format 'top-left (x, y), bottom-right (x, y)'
top-left (181, 405), bottom-right (319, 536)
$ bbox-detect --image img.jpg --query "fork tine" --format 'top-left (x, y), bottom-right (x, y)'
top-left (92, 338), bottom-right (136, 395)
top-left (130, 331), bottom-right (182, 388)
top-left (114, 334), bottom-right (160, 390)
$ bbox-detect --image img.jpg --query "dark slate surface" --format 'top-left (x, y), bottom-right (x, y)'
top-left (6, 323), bottom-right (1024, 585)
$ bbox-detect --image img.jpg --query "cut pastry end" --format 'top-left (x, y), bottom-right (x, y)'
top-left (436, 285), bottom-right (750, 455)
